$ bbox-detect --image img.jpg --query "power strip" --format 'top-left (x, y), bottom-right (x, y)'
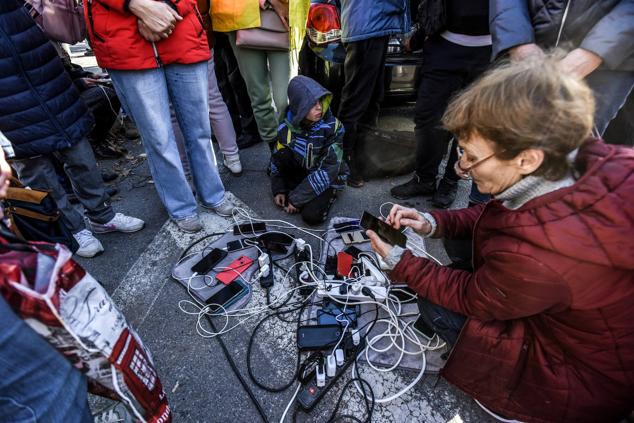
top-left (297, 337), bottom-right (365, 411)
top-left (316, 281), bottom-right (388, 302)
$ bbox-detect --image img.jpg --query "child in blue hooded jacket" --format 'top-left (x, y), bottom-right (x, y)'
top-left (270, 76), bottom-right (347, 224)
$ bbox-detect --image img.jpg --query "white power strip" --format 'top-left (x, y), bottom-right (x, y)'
top-left (316, 281), bottom-right (388, 302)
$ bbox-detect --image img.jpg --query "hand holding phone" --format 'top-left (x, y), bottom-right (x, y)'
top-left (360, 212), bottom-right (407, 247)
top-left (385, 204), bottom-right (432, 236)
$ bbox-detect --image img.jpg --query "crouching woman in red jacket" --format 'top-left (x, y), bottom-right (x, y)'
top-left (368, 55), bottom-right (634, 423)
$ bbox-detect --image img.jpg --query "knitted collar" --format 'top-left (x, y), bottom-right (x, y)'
top-left (494, 149), bottom-right (580, 210)
top-left (494, 174), bottom-right (575, 210)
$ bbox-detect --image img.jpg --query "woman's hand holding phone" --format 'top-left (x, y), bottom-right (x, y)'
top-left (386, 204), bottom-right (432, 236)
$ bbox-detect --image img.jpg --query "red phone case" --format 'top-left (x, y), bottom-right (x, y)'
top-left (336, 252), bottom-right (354, 278)
top-left (216, 256), bottom-right (254, 285)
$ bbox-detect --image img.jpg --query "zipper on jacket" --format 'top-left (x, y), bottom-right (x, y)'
top-left (86, 0), bottom-right (105, 42)
top-left (193, 4), bottom-right (206, 36)
top-left (151, 42), bottom-right (163, 67)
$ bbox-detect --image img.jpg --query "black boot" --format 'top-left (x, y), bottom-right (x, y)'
top-left (236, 128), bottom-right (262, 149)
top-left (390, 174), bottom-right (435, 199)
top-left (346, 158), bottom-right (365, 188)
top-left (431, 178), bottom-right (458, 208)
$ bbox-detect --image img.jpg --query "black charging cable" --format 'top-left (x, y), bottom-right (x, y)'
top-left (246, 303), bottom-right (306, 392)
top-left (326, 378), bottom-right (375, 423)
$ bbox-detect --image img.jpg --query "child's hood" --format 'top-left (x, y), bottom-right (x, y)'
top-left (287, 76), bottom-right (332, 128)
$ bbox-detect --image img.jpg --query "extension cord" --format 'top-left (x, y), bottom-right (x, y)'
top-left (360, 257), bottom-right (388, 285)
top-left (316, 281), bottom-right (387, 302)
top-left (295, 250), bottom-right (314, 296)
top-left (297, 337), bottom-right (365, 411)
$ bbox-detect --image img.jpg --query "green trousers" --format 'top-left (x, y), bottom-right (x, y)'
top-left (227, 32), bottom-right (290, 144)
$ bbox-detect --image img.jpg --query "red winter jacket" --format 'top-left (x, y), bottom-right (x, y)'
top-left (391, 139), bottom-right (634, 423)
top-left (84, 0), bottom-right (210, 70)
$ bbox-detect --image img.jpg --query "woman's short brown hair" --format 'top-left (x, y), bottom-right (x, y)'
top-left (442, 54), bottom-right (595, 180)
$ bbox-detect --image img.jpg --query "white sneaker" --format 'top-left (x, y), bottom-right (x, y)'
top-left (202, 200), bottom-right (235, 217)
top-left (90, 213), bottom-right (145, 234)
top-left (223, 153), bottom-right (242, 175)
top-left (73, 229), bottom-right (104, 258)
top-left (174, 214), bottom-right (203, 233)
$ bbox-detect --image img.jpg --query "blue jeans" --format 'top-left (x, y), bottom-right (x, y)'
top-left (110, 62), bottom-right (226, 220)
top-left (0, 297), bottom-right (92, 422)
top-left (417, 296), bottom-right (466, 347)
top-left (586, 69), bottom-right (634, 136)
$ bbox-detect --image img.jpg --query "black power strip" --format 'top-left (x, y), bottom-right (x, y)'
top-left (297, 337), bottom-right (365, 411)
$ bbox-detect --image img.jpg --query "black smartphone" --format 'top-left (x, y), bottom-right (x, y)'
top-left (360, 211), bottom-right (407, 247)
top-left (233, 222), bottom-right (267, 236)
top-left (205, 280), bottom-right (248, 312)
top-left (226, 237), bottom-right (258, 252)
top-left (297, 325), bottom-right (343, 351)
top-left (191, 248), bottom-right (228, 274)
top-left (258, 232), bottom-right (293, 254)
top-left (333, 220), bottom-right (360, 233)
top-left (343, 245), bottom-right (363, 259)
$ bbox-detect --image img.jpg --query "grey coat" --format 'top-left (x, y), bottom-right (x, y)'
top-left (490, 0), bottom-right (634, 71)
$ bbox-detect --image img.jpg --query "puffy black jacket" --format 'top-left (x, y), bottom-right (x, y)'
top-left (0, 0), bottom-right (93, 159)
top-left (490, 0), bottom-right (634, 71)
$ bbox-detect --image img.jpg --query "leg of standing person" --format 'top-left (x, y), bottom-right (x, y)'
top-left (165, 62), bottom-right (228, 213)
top-left (337, 36), bottom-right (389, 187)
top-left (10, 141), bottom-right (137, 257)
top-left (80, 85), bottom-right (121, 145)
top-left (0, 297), bottom-right (93, 423)
top-left (227, 32), bottom-right (281, 149)
top-left (109, 67), bottom-right (201, 222)
top-left (390, 68), bottom-right (463, 200)
top-left (55, 138), bottom-right (116, 226)
top-left (11, 154), bottom-right (94, 234)
top-left (207, 56), bottom-right (243, 175)
top-left (214, 32), bottom-right (262, 149)
top-left (81, 86), bottom-right (126, 159)
top-left (267, 49), bottom-right (291, 125)
top-left (170, 107), bottom-right (193, 183)
top-left (585, 69), bottom-right (634, 138)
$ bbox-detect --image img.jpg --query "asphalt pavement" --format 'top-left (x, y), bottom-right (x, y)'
top-left (76, 103), bottom-right (499, 422)
top-left (70, 39), bottom-right (494, 423)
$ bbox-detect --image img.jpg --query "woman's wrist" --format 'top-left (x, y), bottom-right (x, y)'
top-left (418, 212), bottom-right (437, 237)
top-left (383, 246), bottom-right (406, 270)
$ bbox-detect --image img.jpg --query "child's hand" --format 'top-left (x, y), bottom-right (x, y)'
top-left (274, 193), bottom-right (286, 207)
top-left (284, 202), bottom-right (298, 214)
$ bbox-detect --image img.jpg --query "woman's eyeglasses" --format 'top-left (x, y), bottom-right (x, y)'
top-left (454, 146), bottom-right (503, 180)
